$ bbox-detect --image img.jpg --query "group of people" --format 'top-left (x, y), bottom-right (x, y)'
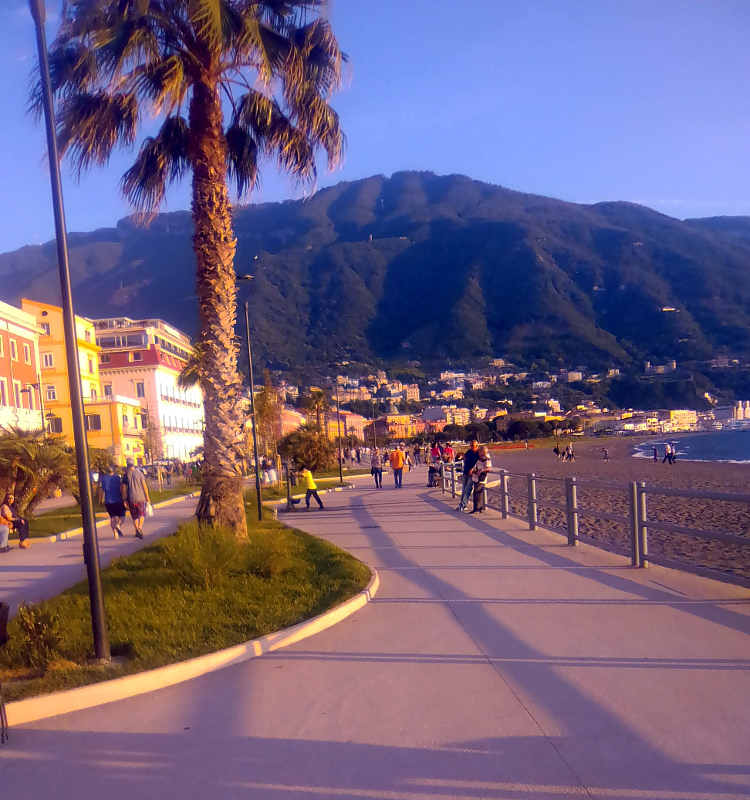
top-left (553, 443), bottom-right (576, 462)
top-left (655, 443), bottom-right (678, 464)
top-left (98, 458), bottom-right (153, 540)
top-left (365, 439), bottom-right (493, 514)
top-left (369, 444), bottom-right (413, 489)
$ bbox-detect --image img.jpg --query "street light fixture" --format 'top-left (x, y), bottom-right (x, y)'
top-left (236, 275), bottom-right (262, 522)
top-left (28, 0), bottom-right (109, 661)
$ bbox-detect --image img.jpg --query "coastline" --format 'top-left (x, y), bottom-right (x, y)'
top-left (488, 436), bottom-right (750, 581)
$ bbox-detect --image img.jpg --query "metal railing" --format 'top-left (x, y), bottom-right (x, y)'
top-left (439, 463), bottom-right (750, 573)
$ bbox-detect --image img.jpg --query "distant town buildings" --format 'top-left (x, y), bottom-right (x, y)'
top-left (0, 300), bottom-right (43, 432)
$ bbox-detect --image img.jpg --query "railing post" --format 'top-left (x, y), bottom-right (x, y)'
top-left (527, 472), bottom-right (537, 531)
top-left (451, 463), bottom-right (457, 499)
top-left (565, 476), bottom-right (579, 546)
top-left (441, 462), bottom-right (446, 494)
top-left (638, 481), bottom-right (648, 568)
top-left (500, 469), bottom-right (509, 519)
top-left (629, 481), bottom-right (641, 567)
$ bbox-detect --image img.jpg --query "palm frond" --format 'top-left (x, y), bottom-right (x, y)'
top-left (57, 91), bottom-right (139, 176)
top-left (225, 123), bottom-right (259, 197)
top-left (121, 115), bottom-right (191, 212)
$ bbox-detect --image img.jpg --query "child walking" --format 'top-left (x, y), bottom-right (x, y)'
top-left (301, 466), bottom-right (325, 510)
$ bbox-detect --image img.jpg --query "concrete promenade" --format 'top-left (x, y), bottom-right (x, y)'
top-left (1, 475), bottom-right (750, 799)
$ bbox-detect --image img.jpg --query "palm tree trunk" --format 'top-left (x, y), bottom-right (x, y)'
top-left (190, 77), bottom-right (247, 537)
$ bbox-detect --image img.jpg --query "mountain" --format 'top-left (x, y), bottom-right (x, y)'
top-left (3, 171), bottom-right (750, 376)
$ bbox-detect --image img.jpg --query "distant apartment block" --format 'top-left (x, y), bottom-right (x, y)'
top-left (92, 316), bottom-right (205, 460)
top-left (0, 300), bottom-right (43, 431)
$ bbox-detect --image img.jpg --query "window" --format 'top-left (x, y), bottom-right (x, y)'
top-left (46, 385), bottom-right (57, 402)
top-left (0, 338), bottom-right (4, 357)
top-left (23, 344), bottom-right (31, 365)
top-left (90, 387), bottom-right (97, 400)
top-left (13, 382), bottom-right (21, 408)
top-left (103, 384), bottom-right (113, 397)
top-left (48, 417), bottom-right (63, 434)
top-left (85, 330), bottom-right (91, 342)
top-left (88, 357), bottom-right (94, 373)
top-left (42, 353), bottom-right (54, 368)
top-left (100, 354), bottom-right (110, 364)
top-left (9, 339), bottom-right (17, 361)
top-left (131, 352), bottom-right (142, 362)
top-left (122, 413), bottom-right (129, 429)
top-left (41, 323), bottom-right (50, 336)
top-left (136, 382), bottom-right (145, 398)
top-left (0, 380), bottom-right (7, 406)
top-left (85, 414), bottom-right (102, 431)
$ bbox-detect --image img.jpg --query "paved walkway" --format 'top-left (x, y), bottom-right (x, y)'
top-left (0, 493), bottom-right (199, 614)
top-left (2, 474), bottom-right (750, 799)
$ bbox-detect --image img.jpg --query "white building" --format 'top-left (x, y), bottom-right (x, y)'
top-left (93, 317), bottom-right (205, 460)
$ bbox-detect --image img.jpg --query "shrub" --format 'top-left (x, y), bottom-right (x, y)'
top-left (161, 522), bottom-right (243, 589)
top-left (16, 603), bottom-right (61, 670)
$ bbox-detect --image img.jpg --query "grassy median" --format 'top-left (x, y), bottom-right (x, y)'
top-left (0, 492), bottom-right (370, 701)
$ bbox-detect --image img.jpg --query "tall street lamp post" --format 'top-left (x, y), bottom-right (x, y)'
top-left (334, 378), bottom-right (344, 485)
top-left (371, 398), bottom-right (378, 450)
top-left (237, 276), bottom-right (262, 522)
top-left (29, 0), bottom-right (110, 660)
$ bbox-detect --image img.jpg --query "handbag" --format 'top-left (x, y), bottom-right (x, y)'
top-left (146, 502), bottom-right (154, 517)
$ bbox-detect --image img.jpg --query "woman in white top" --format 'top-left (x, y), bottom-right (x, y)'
top-left (470, 447), bottom-right (493, 514)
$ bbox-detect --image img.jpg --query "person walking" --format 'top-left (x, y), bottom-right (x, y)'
top-left (98, 465), bottom-right (126, 538)
top-left (121, 458), bottom-right (151, 539)
top-left (470, 446), bottom-right (493, 514)
top-left (390, 446), bottom-right (406, 488)
top-left (457, 440), bottom-right (481, 511)
top-left (553, 443), bottom-right (561, 461)
top-left (442, 442), bottom-right (455, 463)
top-left (413, 444), bottom-right (421, 467)
top-left (653, 446), bottom-right (658, 462)
top-left (662, 444), bottom-right (671, 464)
top-left (0, 493), bottom-right (29, 549)
top-left (301, 466), bottom-right (324, 510)
top-left (370, 447), bottom-right (383, 489)
top-left (602, 448), bottom-right (610, 462)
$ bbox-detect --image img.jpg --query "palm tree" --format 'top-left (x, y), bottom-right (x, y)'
top-left (301, 389), bottom-right (328, 436)
top-left (0, 427), bottom-right (75, 516)
top-left (36, 1), bottom-right (345, 535)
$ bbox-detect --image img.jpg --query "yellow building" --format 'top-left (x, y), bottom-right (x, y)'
top-left (21, 300), bottom-right (146, 464)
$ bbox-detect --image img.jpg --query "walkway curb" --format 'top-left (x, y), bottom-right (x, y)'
top-left (47, 491), bottom-right (201, 542)
top-left (5, 569), bottom-right (379, 726)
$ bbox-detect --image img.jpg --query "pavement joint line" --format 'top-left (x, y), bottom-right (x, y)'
top-left (6, 568), bottom-right (379, 726)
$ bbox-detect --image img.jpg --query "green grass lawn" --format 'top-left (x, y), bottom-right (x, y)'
top-left (23, 483), bottom-right (201, 539)
top-left (0, 492), bottom-right (370, 701)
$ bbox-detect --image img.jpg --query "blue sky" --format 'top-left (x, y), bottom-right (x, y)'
top-left (1, 0), bottom-right (749, 253)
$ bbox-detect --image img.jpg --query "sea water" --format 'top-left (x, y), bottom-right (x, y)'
top-left (633, 430), bottom-right (750, 464)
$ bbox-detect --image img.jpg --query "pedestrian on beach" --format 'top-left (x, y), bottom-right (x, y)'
top-left (553, 443), bottom-right (560, 461)
top-left (670, 445), bottom-right (677, 464)
top-left (457, 440), bottom-right (481, 511)
top-left (602, 448), bottom-right (610, 461)
top-left (301, 466), bottom-right (324, 510)
top-left (98, 464), bottom-right (126, 538)
top-left (390, 446), bottom-right (406, 488)
top-left (0, 493), bottom-right (29, 549)
top-left (121, 458), bottom-right (151, 539)
top-left (469, 446), bottom-right (493, 514)
top-left (662, 444), bottom-right (672, 464)
top-left (653, 446), bottom-right (658, 462)
top-left (413, 444), bottom-right (421, 467)
top-left (370, 447), bottom-right (383, 488)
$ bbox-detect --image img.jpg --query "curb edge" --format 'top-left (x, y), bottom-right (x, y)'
top-left (6, 569), bottom-right (379, 726)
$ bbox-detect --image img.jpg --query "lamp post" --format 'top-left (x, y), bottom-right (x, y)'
top-left (334, 378), bottom-right (344, 485)
top-left (28, 0), bottom-right (110, 661)
top-left (371, 397), bottom-right (378, 450)
top-left (237, 276), bottom-right (262, 522)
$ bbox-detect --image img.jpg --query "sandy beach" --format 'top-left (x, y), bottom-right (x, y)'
top-left (483, 437), bottom-right (750, 582)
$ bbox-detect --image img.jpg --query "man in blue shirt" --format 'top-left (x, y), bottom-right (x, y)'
top-left (98, 465), bottom-right (125, 538)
